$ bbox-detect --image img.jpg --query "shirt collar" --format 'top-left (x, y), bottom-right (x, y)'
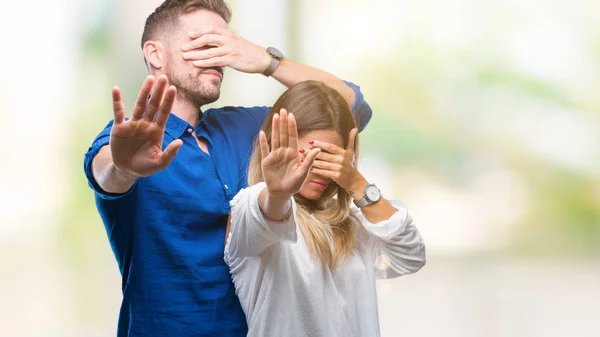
top-left (164, 113), bottom-right (192, 139)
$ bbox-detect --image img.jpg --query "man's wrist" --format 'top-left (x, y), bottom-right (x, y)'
top-left (111, 162), bottom-right (140, 182)
top-left (263, 47), bottom-right (284, 76)
top-left (260, 49), bottom-right (272, 74)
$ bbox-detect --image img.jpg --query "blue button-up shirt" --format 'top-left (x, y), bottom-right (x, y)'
top-left (84, 82), bottom-right (372, 337)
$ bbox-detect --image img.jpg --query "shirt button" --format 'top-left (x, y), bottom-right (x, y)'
top-left (187, 128), bottom-right (193, 133)
top-left (224, 184), bottom-right (229, 190)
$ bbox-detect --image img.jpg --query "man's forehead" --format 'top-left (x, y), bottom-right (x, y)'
top-left (179, 9), bottom-right (228, 32)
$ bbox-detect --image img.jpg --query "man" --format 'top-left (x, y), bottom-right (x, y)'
top-left (84, 0), bottom-right (373, 336)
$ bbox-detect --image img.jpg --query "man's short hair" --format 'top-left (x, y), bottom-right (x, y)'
top-left (141, 0), bottom-right (232, 49)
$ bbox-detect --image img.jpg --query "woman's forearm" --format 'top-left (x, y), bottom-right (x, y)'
top-left (348, 176), bottom-right (397, 223)
top-left (358, 198), bottom-right (398, 223)
top-left (258, 188), bottom-right (293, 222)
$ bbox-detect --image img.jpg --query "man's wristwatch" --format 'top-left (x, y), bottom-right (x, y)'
top-left (263, 47), bottom-right (284, 77)
top-left (353, 183), bottom-right (382, 208)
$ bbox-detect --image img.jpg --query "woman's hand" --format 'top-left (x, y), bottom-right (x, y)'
top-left (308, 128), bottom-right (369, 197)
top-left (260, 109), bottom-right (320, 200)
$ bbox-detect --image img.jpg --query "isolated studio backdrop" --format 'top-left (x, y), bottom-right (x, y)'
top-left (0, 0), bottom-right (599, 336)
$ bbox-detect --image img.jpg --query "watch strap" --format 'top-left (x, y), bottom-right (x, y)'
top-left (353, 183), bottom-right (381, 208)
top-left (263, 57), bottom-right (280, 77)
top-left (353, 196), bottom-right (371, 208)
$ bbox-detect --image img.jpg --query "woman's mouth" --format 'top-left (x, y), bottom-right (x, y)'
top-left (310, 180), bottom-right (328, 189)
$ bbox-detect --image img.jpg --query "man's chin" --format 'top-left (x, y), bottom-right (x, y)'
top-left (203, 84), bottom-right (221, 101)
top-left (179, 83), bottom-right (221, 107)
top-left (203, 93), bottom-right (220, 105)
top-left (193, 89), bottom-right (220, 106)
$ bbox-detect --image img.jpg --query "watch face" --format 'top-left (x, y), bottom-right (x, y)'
top-left (365, 185), bottom-right (381, 202)
top-left (267, 47), bottom-right (284, 60)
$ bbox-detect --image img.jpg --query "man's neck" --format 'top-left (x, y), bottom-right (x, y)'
top-left (171, 94), bottom-right (203, 127)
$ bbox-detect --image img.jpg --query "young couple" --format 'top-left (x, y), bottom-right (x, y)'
top-left (84, 0), bottom-right (425, 336)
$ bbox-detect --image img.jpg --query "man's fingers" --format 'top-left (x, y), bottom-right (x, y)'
top-left (259, 131), bottom-right (270, 160)
top-left (182, 46), bottom-right (228, 61)
top-left (271, 113), bottom-right (280, 150)
top-left (182, 33), bottom-right (227, 52)
top-left (144, 75), bottom-right (169, 122)
top-left (279, 109), bottom-right (288, 148)
top-left (347, 128), bottom-right (358, 151)
top-left (188, 26), bottom-right (230, 40)
top-left (158, 139), bottom-right (183, 170)
top-left (192, 56), bottom-right (230, 68)
top-left (112, 86), bottom-right (126, 125)
top-left (132, 75), bottom-right (155, 121)
top-left (155, 86), bottom-right (177, 128)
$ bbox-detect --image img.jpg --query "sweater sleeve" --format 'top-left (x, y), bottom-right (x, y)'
top-left (225, 182), bottom-right (298, 263)
top-left (354, 200), bottom-right (426, 279)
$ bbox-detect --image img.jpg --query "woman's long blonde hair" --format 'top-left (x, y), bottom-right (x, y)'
top-left (248, 80), bottom-right (360, 268)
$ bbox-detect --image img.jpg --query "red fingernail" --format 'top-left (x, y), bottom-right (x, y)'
top-left (310, 168), bottom-right (313, 171)
top-left (309, 141), bottom-right (314, 145)
top-left (299, 149), bottom-right (305, 153)
top-left (300, 158), bottom-right (304, 162)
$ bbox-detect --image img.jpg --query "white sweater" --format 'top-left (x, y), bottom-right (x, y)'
top-left (224, 182), bottom-right (426, 337)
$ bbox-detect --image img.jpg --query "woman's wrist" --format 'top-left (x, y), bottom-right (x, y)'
top-left (266, 190), bottom-right (293, 202)
top-left (347, 173), bottom-right (369, 200)
top-left (259, 188), bottom-right (293, 221)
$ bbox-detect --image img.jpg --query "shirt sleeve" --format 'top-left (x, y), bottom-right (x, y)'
top-left (83, 120), bottom-right (138, 200)
top-left (353, 200), bottom-right (426, 279)
top-left (225, 182), bottom-right (298, 263)
top-left (342, 80), bottom-right (373, 132)
top-left (239, 106), bottom-right (271, 134)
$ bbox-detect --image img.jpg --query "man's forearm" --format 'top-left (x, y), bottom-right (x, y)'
top-left (271, 59), bottom-right (356, 106)
top-left (92, 146), bottom-right (138, 194)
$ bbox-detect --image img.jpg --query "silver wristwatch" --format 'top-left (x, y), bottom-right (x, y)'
top-left (263, 47), bottom-right (284, 77)
top-left (353, 183), bottom-right (381, 208)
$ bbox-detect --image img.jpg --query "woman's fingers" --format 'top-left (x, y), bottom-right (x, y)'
top-left (271, 113), bottom-right (280, 150)
top-left (311, 160), bottom-right (341, 172)
top-left (309, 168), bottom-right (336, 180)
top-left (279, 108), bottom-right (288, 148)
top-left (314, 151), bottom-right (343, 164)
top-left (309, 139), bottom-right (345, 155)
top-left (287, 113), bottom-right (299, 150)
top-left (259, 130), bottom-right (270, 160)
top-left (299, 148), bottom-right (320, 175)
top-left (347, 128), bottom-right (358, 151)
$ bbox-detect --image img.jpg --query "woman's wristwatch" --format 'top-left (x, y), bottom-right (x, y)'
top-left (353, 183), bottom-right (381, 208)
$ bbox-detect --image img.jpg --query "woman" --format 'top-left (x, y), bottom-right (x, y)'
top-left (224, 81), bottom-right (426, 337)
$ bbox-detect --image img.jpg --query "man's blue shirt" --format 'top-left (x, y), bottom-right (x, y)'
top-left (83, 82), bottom-right (372, 337)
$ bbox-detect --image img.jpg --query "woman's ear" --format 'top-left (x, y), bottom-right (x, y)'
top-left (143, 41), bottom-right (165, 70)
